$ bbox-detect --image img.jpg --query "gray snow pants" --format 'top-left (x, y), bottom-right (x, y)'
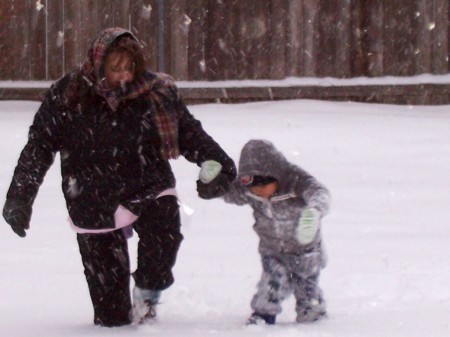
top-left (251, 252), bottom-right (326, 321)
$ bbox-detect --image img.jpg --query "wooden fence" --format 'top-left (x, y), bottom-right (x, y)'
top-left (0, 0), bottom-right (449, 81)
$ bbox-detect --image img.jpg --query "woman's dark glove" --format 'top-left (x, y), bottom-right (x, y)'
top-left (197, 173), bottom-right (232, 200)
top-left (2, 199), bottom-right (32, 237)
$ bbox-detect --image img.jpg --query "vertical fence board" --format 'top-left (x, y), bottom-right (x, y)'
top-left (29, 1), bottom-right (46, 79)
top-left (409, 2), bottom-right (422, 76)
top-left (351, 0), bottom-right (364, 76)
top-left (303, 0), bottom-right (319, 76)
top-left (64, 0), bottom-right (82, 72)
top-left (204, 0), bottom-right (221, 80)
top-left (169, 0), bottom-right (188, 79)
top-left (432, 0), bottom-right (449, 73)
top-left (205, 0), bottom-right (239, 80)
top-left (98, 0), bottom-right (115, 29)
top-left (384, 0), bottom-right (416, 76)
top-left (269, 0), bottom-right (287, 79)
top-left (286, 0), bottom-right (303, 76)
top-left (382, 1), bottom-right (398, 75)
top-left (130, 0), bottom-right (158, 72)
top-left (253, 0), bottom-right (271, 79)
top-left (187, 0), bottom-right (207, 80)
top-left (316, 2), bottom-right (336, 77)
top-left (0, 1), bottom-right (12, 79)
top-left (112, 0), bottom-right (130, 28)
top-left (162, 0), bottom-right (171, 73)
top-left (1, 0), bottom-right (31, 79)
top-left (361, 0), bottom-right (384, 76)
top-left (401, 1), bottom-right (418, 76)
top-left (17, 2), bottom-right (33, 79)
top-left (47, 1), bottom-right (64, 79)
top-left (81, 0), bottom-right (103, 58)
top-left (415, 0), bottom-right (433, 74)
top-left (235, 1), bottom-right (251, 79)
top-left (241, 0), bottom-right (270, 79)
top-left (335, 0), bottom-right (352, 77)
top-left (220, 0), bottom-right (238, 80)
top-left (223, 0), bottom-right (240, 79)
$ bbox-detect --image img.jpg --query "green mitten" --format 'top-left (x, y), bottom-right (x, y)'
top-left (296, 207), bottom-right (320, 245)
top-left (199, 160), bottom-right (222, 183)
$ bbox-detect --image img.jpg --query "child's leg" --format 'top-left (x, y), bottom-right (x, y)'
top-left (77, 230), bottom-right (132, 327)
top-left (290, 251), bottom-right (326, 322)
top-left (293, 273), bottom-right (326, 322)
top-left (250, 256), bottom-right (293, 317)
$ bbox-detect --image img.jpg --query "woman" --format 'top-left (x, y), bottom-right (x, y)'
top-left (2, 27), bottom-right (236, 327)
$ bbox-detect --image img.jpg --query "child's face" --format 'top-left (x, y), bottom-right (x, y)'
top-left (249, 181), bottom-right (278, 199)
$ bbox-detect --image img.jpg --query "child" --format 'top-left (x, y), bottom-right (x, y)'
top-left (222, 139), bottom-right (330, 325)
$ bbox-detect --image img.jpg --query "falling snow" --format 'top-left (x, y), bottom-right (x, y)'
top-left (35, 0), bottom-right (44, 11)
top-left (0, 97), bottom-right (449, 336)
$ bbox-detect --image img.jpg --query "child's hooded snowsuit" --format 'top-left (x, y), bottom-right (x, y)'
top-left (223, 139), bottom-right (330, 320)
top-left (224, 139), bottom-right (330, 258)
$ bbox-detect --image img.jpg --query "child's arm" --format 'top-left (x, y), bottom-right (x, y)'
top-left (292, 166), bottom-right (330, 215)
top-left (293, 166), bottom-right (331, 245)
top-left (302, 179), bottom-right (330, 215)
top-left (222, 181), bottom-right (249, 206)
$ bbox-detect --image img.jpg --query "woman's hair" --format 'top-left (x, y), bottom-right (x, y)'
top-left (65, 34), bottom-right (146, 108)
top-left (107, 35), bottom-right (146, 77)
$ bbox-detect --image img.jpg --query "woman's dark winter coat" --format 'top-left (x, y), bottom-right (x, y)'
top-left (6, 69), bottom-right (235, 231)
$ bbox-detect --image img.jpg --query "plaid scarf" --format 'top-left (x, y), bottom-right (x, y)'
top-left (81, 28), bottom-right (179, 160)
top-left (124, 71), bottom-right (180, 160)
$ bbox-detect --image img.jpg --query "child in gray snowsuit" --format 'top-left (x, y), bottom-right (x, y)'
top-left (222, 139), bottom-right (330, 325)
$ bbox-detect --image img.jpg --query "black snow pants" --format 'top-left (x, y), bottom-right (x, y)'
top-left (77, 195), bottom-right (183, 327)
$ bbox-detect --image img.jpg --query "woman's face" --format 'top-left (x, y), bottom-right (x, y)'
top-left (104, 51), bottom-right (134, 89)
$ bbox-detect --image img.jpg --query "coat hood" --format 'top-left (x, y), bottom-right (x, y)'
top-left (238, 139), bottom-right (289, 182)
top-left (82, 27), bottom-right (141, 85)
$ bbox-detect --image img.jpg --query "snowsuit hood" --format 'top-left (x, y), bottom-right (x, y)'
top-left (238, 139), bottom-right (288, 182)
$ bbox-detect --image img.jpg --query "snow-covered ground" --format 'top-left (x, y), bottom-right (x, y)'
top-left (0, 98), bottom-right (449, 337)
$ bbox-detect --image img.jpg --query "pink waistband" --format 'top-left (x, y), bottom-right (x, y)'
top-left (69, 188), bottom-right (178, 234)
